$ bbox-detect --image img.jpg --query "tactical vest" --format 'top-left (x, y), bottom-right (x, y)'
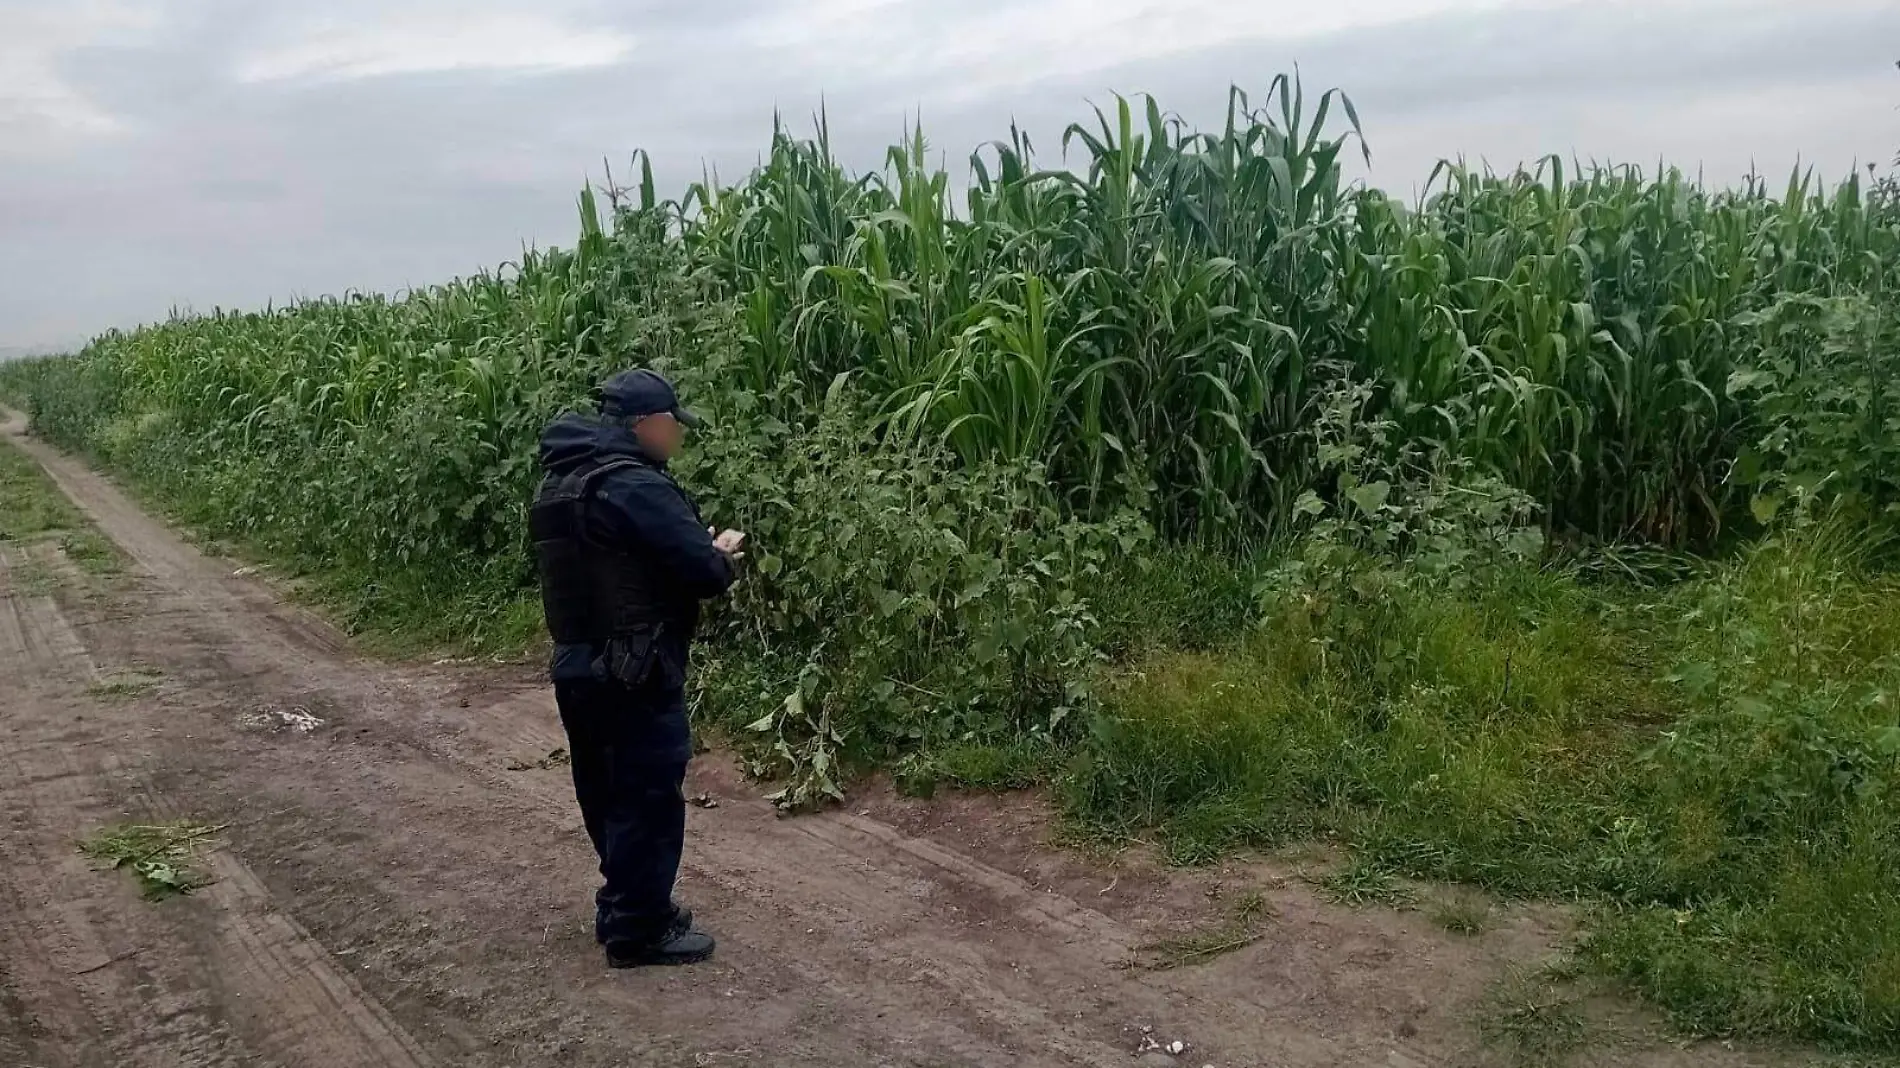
top-left (529, 457), bottom-right (678, 645)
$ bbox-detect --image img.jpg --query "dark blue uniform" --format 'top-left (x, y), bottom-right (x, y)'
top-left (535, 411), bottom-right (734, 946)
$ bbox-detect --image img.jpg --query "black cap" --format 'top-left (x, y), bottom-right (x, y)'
top-left (595, 368), bottom-right (703, 427)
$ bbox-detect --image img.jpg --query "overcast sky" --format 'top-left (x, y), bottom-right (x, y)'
top-left (2, 0), bottom-right (1896, 352)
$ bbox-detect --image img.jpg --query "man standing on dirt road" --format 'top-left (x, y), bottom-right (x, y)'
top-left (530, 368), bottom-right (743, 968)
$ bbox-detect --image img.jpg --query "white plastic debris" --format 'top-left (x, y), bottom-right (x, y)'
top-left (238, 703), bottom-right (324, 733)
top-left (1166, 1040), bottom-right (1188, 1055)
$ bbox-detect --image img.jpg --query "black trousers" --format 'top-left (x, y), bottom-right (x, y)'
top-left (553, 678), bottom-right (688, 945)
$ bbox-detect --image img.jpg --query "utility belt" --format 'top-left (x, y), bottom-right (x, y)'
top-left (588, 621), bottom-right (685, 691)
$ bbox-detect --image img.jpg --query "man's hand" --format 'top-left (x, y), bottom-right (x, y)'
top-left (710, 527), bottom-right (747, 561)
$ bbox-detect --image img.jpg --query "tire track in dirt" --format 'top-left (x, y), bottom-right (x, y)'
top-left (1, 541), bottom-right (246, 1067)
top-left (0, 544), bottom-right (107, 1068)
top-left (0, 529), bottom-right (434, 1065)
top-left (106, 753), bottom-right (435, 1068)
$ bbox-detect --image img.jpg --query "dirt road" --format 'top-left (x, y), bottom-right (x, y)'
top-left (0, 412), bottom-right (1801, 1068)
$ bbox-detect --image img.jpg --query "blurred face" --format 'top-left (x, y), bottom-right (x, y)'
top-left (630, 412), bottom-right (686, 461)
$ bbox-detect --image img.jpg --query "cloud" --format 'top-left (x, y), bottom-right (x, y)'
top-left (1, 0), bottom-right (1897, 350)
top-left (743, 0), bottom-right (1547, 74)
top-left (234, 12), bottom-right (634, 83)
top-left (727, 0), bottom-right (1784, 104)
top-left (937, 0), bottom-right (1900, 192)
top-left (0, 1), bottom-right (164, 147)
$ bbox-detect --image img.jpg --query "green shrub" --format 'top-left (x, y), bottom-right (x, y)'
top-left (681, 385), bottom-right (1147, 807)
top-left (1730, 292), bottom-right (1900, 529)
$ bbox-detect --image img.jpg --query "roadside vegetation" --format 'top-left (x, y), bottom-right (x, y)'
top-left (2, 76), bottom-right (1896, 1050)
top-left (0, 433), bottom-right (123, 577)
top-left (0, 434), bottom-right (88, 543)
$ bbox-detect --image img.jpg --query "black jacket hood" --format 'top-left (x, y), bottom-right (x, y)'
top-left (538, 412), bottom-right (666, 476)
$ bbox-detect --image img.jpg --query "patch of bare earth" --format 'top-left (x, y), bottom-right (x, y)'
top-left (0, 411), bottom-right (1819, 1067)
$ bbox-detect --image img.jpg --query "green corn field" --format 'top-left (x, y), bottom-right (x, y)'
top-left (3, 75), bottom-right (1898, 1049)
top-left (12, 78), bottom-right (1896, 565)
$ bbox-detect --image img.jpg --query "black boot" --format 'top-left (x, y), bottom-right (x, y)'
top-left (595, 902), bottom-right (691, 945)
top-left (604, 925), bottom-right (715, 968)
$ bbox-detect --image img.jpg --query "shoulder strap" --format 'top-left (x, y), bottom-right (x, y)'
top-left (572, 457), bottom-right (646, 499)
top-left (563, 459), bottom-right (652, 553)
